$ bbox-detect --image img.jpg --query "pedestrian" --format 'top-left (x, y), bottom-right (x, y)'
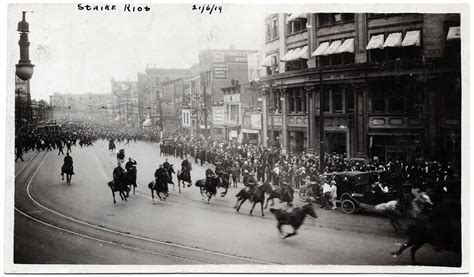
top-left (320, 178), bottom-right (331, 209)
top-left (58, 142), bottom-right (64, 155)
top-left (329, 180), bottom-right (338, 210)
top-left (15, 145), bottom-right (24, 162)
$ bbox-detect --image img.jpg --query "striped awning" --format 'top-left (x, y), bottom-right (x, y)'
top-left (287, 13), bottom-right (308, 22)
top-left (281, 49), bottom-right (296, 61)
top-left (261, 55), bottom-right (273, 67)
top-left (291, 45), bottom-right (309, 60)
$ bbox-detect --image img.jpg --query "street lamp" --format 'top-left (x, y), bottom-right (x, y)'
top-left (16, 11), bottom-right (34, 81)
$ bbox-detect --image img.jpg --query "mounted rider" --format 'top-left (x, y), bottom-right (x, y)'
top-left (244, 171), bottom-right (258, 194)
top-left (113, 162), bottom-right (126, 191)
top-left (125, 157), bottom-right (137, 188)
top-left (61, 152), bottom-right (74, 180)
top-left (163, 158), bottom-right (171, 170)
top-left (181, 157), bottom-right (192, 172)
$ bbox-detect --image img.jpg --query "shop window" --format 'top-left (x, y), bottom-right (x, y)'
top-left (318, 56), bottom-right (330, 67)
top-left (296, 90), bottom-right (303, 113)
top-left (342, 52), bottom-right (355, 64)
top-left (288, 92), bottom-right (295, 113)
top-left (371, 90), bottom-right (386, 113)
top-left (323, 91), bottom-right (330, 112)
top-left (333, 89), bottom-right (343, 113)
top-left (386, 47), bottom-right (403, 61)
top-left (286, 60), bottom-right (308, 72)
top-left (331, 54), bottom-right (342, 65)
top-left (369, 49), bottom-right (385, 63)
top-left (345, 87), bottom-right (354, 113)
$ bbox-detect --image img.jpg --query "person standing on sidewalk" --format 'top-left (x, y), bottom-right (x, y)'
top-left (329, 180), bottom-right (338, 210)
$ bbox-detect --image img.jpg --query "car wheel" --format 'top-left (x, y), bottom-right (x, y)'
top-left (299, 188), bottom-right (309, 202)
top-left (341, 199), bottom-right (356, 214)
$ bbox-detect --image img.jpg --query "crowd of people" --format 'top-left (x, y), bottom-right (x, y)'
top-left (15, 121), bottom-right (459, 203)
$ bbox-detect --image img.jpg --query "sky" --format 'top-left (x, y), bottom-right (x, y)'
top-left (7, 3), bottom-right (271, 102)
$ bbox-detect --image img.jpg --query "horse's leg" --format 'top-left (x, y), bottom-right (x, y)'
top-left (260, 201), bottom-right (265, 217)
top-left (151, 189), bottom-right (155, 202)
top-left (233, 198), bottom-right (241, 209)
top-left (264, 196), bottom-right (271, 209)
top-left (249, 201), bottom-right (257, 215)
top-left (277, 223), bottom-right (285, 238)
top-left (112, 189), bottom-right (116, 204)
top-left (122, 191), bottom-right (128, 202)
top-left (410, 241), bottom-right (425, 265)
top-left (284, 230), bottom-right (298, 239)
top-left (236, 198), bottom-right (246, 212)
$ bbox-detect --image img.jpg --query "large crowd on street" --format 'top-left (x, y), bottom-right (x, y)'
top-left (15, 121), bottom-right (458, 197)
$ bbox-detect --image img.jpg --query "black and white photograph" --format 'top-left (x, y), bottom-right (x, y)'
top-left (5, 1), bottom-right (469, 273)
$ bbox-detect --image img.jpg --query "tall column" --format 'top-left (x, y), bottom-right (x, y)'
top-left (306, 86), bottom-right (316, 152)
top-left (261, 89), bottom-right (268, 148)
top-left (281, 88), bottom-right (288, 154)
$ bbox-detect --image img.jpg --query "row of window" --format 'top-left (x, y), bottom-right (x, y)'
top-left (265, 17), bottom-right (279, 42)
top-left (267, 85), bottom-right (427, 115)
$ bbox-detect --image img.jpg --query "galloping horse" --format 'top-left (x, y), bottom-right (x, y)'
top-left (265, 183), bottom-right (295, 208)
top-left (195, 176), bottom-right (224, 203)
top-left (125, 170), bottom-right (137, 195)
top-left (234, 182), bottom-right (273, 217)
top-left (376, 190), bottom-right (461, 265)
top-left (148, 173), bottom-right (173, 202)
top-left (107, 180), bottom-right (129, 204)
top-left (270, 203), bottom-right (318, 239)
top-left (61, 163), bottom-right (74, 184)
top-left (177, 168), bottom-right (192, 193)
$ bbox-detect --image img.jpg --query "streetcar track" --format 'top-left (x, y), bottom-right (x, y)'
top-left (22, 146), bottom-right (275, 265)
top-left (15, 151), bottom-right (41, 178)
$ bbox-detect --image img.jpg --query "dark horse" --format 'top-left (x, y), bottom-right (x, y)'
top-left (61, 164), bottom-right (74, 184)
top-left (109, 139), bottom-right (116, 153)
top-left (265, 183), bottom-right (295, 208)
top-left (376, 190), bottom-right (461, 265)
top-left (195, 175), bottom-right (227, 203)
top-left (234, 182), bottom-right (273, 217)
top-left (148, 173), bottom-right (173, 202)
top-left (125, 170), bottom-right (137, 196)
top-left (177, 168), bottom-right (192, 193)
top-left (117, 149), bottom-right (125, 163)
top-left (107, 180), bottom-right (129, 204)
top-left (270, 203), bottom-right (318, 239)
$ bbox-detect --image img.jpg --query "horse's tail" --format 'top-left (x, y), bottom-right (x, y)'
top-left (375, 200), bottom-right (398, 211)
top-left (195, 180), bottom-right (202, 187)
top-left (148, 181), bottom-right (154, 190)
top-left (108, 181), bottom-right (114, 188)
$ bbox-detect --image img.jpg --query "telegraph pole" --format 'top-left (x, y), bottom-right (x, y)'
top-left (319, 69), bottom-right (325, 173)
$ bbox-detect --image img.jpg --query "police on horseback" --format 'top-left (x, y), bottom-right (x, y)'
top-left (61, 152), bottom-right (74, 180)
top-left (244, 171), bottom-right (258, 198)
top-left (125, 157), bottom-right (137, 188)
top-left (181, 157), bottom-right (192, 172)
top-left (113, 162), bottom-right (126, 191)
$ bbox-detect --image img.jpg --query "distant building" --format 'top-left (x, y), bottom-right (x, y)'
top-left (161, 78), bottom-right (190, 131)
top-left (49, 92), bottom-right (110, 122)
top-left (198, 46), bottom-right (258, 137)
top-left (111, 80), bottom-right (139, 126)
top-left (137, 67), bottom-right (190, 128)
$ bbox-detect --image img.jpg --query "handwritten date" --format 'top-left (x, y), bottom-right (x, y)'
top-left (192, 4), bottom-right (222, 15)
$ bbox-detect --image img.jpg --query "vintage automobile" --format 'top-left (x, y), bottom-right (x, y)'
top-left (334, 171), bottom-right (400, 214)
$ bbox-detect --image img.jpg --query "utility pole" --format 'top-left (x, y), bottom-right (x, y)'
top-left (202, 71), bottom-right (208, 137)
top-left (319, 69), bottom-right (325, 173)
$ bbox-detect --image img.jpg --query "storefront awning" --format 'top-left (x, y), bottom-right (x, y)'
top-left (366, 34), bottom-right (384, 50)
top-left (291, 45), bottom-right (309, 60)
top-left (402, 30), bottom-right (421, 46)
top-left (336, 38), bottom-right (354, 54)
top-left (447, 26), bottom-right (461, 40)
top-left (324, 40), bottom-right (342, 55)
top-left (280, 49), bottom-right (296, 61)
top-left (261, 55), bottom-right (273, 67)
top-left (287, 13), bottom-right (308, 22)
top-left (142, 119), bottom-right (152, 127)
top-left (312, 42), bottom-right (329, 56)
top-left (287, 47), bottom-right (301, 61)
top-left (383, 32), bottom-right (402, 48)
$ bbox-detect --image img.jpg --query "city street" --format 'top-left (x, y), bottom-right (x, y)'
top-left (14, 141), bottom-right (459, 266)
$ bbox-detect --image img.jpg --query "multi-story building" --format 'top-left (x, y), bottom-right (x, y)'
top-left (49, 92), bottom-right (110, 122)
top-left (161, 78), bottom-right (190, 131)
top-left (137, 67), bottom-right (190, 127)
top-left (111, 80), bottom-right (139, 126)
top-left (259, 13), bottom-right (461, 166)
top-left (198, 46), bottom-right (257, 137)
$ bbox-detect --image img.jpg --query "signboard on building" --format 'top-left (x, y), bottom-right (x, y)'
top-left (212, 106), bottom-right (225, 126)
top-left (182, 109), bottom-right (191, 127)
top-left (223, 94), bottom-right (240, 103)
top-left (247, 52), bottom-right (262, 82)
top-left (211, 50), bottom-right (255, 80)
top-left (251, 112), bottom-right (262, 129)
